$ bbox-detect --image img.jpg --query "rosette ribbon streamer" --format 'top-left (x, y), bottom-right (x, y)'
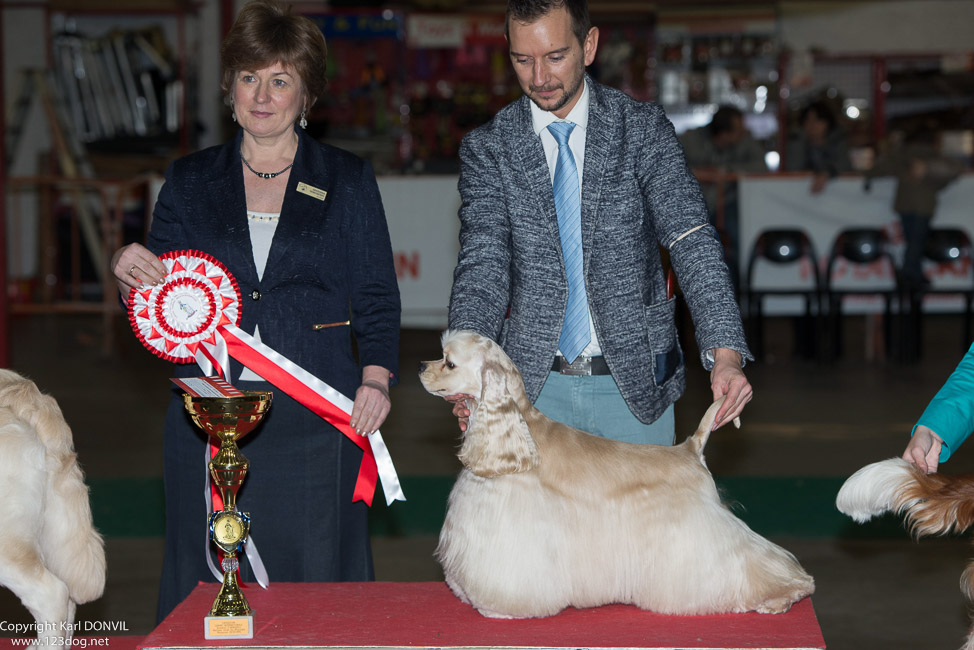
top-left (128, 249), bottom-right (406, 508)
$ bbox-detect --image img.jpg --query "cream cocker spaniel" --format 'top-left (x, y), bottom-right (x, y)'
top-left (419, 330), bottom-right (814, 619)
top-left (0, 369), bottom-right (106, 647)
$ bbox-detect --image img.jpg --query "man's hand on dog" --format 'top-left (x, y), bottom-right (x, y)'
top-left (445, 393), bottom-right (475, 432)
top-left (710, 348), bottom-right (753, 429)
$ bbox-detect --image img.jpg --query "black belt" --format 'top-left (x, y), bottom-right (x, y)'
top-left (551, 347), bottom-right (682, 384)
top-left (551, 355), bottom-right (611, 376)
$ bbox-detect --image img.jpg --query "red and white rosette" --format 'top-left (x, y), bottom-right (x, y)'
top-left (128, 250), bottom-right (404, 507)
top-left (129, 251), bottom-right (239, 376)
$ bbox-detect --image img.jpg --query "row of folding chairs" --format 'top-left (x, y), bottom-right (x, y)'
top-left (741, 227), bottom-right (974, 362)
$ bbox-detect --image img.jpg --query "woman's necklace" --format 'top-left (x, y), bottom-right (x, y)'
top-left (240, 151), bottom-right (294, 179)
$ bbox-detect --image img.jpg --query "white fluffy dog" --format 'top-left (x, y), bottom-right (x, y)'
top-left (419, 330), bottom-right (814, 619)
top-left (0, 369), bottom-right (106, 646)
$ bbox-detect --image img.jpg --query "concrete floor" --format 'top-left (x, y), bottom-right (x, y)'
top-left (2, 312), bottom-right (974, 649)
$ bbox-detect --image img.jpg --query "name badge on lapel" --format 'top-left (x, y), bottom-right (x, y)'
top-left (297, 182), bottom-right (327, 201)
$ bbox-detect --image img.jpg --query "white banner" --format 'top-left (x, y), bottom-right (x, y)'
top-left (378, 173), bottom-right (974, 327)
top-left (740, 174), bottom-right (974, 314)
top-left (379, 175), bottom-right (460, 329)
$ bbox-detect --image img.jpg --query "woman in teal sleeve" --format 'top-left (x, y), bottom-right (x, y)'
top-left (903, 341), bottom-right (974, 473)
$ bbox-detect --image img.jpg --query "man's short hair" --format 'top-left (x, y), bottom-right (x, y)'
top-left (505, 0), bottom-right (592, 47)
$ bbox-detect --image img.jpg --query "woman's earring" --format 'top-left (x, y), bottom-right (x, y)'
top-left (232, 112), bottom-right (237, 123)
top-left (299, 111), bottom-right (307, 129)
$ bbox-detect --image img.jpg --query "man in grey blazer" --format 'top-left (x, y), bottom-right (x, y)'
top-left (448, 0), bottom-right (752, 444)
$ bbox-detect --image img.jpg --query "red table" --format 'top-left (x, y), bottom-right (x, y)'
top-left (139, 582), bottom-right (825, 650)
top-left (0, 638), bottom-right (143, 649)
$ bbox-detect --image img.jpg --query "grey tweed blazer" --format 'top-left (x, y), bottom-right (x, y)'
top-left (448, 77), bottom-right (752, 423)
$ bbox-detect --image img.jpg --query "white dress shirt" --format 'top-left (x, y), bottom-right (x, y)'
top-left (238, 211), bottom-right (279, 382)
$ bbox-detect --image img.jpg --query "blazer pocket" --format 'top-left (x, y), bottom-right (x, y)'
top-left (643, 297), bottom-right (682, 387)
top-left (313, 320), bottom-right (350, 330)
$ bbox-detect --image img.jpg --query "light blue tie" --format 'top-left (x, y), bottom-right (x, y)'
top-left (548, 121), bottom-right (590, 363)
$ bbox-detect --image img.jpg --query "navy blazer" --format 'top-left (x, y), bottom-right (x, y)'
top-left (147, 128), bottom-right (401, 399)
top-left (449, 78), bottom-right (751, 423)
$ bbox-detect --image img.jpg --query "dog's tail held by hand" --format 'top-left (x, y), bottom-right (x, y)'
top-left (838, 456), bottom-right (974, 642)
top-left (836, 458), bottom-right (918, 524)
top-left (838, 457), bottom-right (974, 537)
top-left (686, 396), bottom-right (740, 458)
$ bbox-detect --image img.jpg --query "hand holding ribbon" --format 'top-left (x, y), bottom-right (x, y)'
top-left (352, 369), bottom-right (392, 436)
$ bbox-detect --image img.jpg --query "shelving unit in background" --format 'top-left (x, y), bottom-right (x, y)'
top-left (0, 0), bottom-right (200, 354)
top-left (776, 51), bottom-right (974, 172)
top-left (45, 0), bottom-right (201, 171)
top-left (655, 8), bottom-right (780, 148)
top-left (300, 5), bottom-right (654, 176)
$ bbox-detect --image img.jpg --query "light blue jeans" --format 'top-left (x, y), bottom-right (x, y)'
top-left (533, 371), bottom-right (675, 445)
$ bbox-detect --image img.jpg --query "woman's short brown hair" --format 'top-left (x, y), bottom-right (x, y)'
top-left (220, 0), bottom-right (328, 111)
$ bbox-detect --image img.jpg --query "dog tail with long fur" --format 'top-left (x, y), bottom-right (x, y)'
top-left (837, 457), bottom-right (974, 536)
top-left (837, 457), bottom-right (974, 609)
top-left (686, 396), bottom-right (739, 458)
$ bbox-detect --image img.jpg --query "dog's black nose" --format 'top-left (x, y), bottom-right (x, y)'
top-left (418, 361), bottom-right (427, 374)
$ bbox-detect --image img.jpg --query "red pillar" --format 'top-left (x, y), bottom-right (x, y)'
top-left (0, 2), bottom-right (10, 368)
top-left (222, 0), bottom-right (235, 39)
top-left (873, 56), bottom-right (887, 146)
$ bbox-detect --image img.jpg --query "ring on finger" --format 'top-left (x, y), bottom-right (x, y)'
top-left (129, 265), bottom-right (138, 277)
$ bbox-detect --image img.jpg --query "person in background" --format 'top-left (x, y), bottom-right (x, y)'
top-left (785, 100), bottom-right (852, 193)
top-left (109, 0), bottom-right (400, 621)
top-left (679, 105), bottom-right (768, 177)
top-left (447, 0), bottom-right (753, 447)
top-left (902, 341), bottom-right (974, 473)
top-left (679, 105), bottom-right (768, 285)
top-left (865, 129), bottom-right (963, 289)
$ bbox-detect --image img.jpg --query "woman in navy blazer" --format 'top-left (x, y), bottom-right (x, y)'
top-left (110, 0), bottom-right (400, 620)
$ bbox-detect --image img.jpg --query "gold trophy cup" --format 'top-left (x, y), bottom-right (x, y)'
top-left (183, 390), bottom-right (272, 639)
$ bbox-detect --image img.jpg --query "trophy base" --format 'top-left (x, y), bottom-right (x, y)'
top-left (204, 614), bottom-right (254, 639)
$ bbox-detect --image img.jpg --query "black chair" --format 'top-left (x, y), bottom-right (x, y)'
top-left (823, 228), bottom-right (900, 360)
top-left (744, 229), bottom-right (822, 360)
top-left (904, 228), bottom-right (974, 360)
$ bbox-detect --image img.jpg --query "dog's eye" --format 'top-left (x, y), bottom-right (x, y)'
top-left (446, 360), bottom-right (456, 369)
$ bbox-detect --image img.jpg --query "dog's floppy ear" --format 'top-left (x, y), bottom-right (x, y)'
top-left (459, 358), bottom-right (539, 477)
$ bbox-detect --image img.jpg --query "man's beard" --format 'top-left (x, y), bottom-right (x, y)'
top-left (528, 71), bottom-right (583, 114)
